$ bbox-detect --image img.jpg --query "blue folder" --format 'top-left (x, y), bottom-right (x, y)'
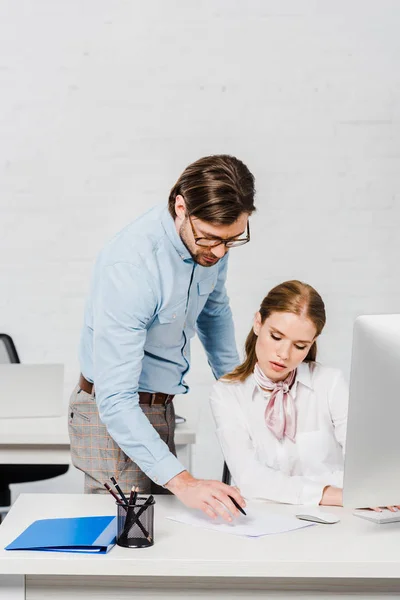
top-left (5, 515), bottom-right (117, 554)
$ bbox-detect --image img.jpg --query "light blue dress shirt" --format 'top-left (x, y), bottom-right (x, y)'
top-left (79, 205), bottom-right (240, 485)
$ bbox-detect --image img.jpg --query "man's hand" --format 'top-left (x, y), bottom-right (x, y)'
top-left (319, 486), bottom-right (343, 506)
top-left (165, 471), bottom-right (246, 522)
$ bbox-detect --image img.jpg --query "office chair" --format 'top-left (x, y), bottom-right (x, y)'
top-left (222, 461), bottom-right (231, 486)
top-left (0, 334), bottom-right (69, 517)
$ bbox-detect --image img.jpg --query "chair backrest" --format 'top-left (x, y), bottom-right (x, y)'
top-left (0, 334), bottom-right (20, 364)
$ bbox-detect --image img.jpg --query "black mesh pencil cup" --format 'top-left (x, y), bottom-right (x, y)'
top-left (116, 497), bottom-right (155, 548)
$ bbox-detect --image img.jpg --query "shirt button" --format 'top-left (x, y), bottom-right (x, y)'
top-left (172, 314), bottom-right (176, 319)
top-left (154, 477), bottom-right (158, 482)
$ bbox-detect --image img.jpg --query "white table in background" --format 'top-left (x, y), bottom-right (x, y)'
top-left (1, 493), bottom-right (400, 600)
top-left (0, 417), bottom-right (196, 470)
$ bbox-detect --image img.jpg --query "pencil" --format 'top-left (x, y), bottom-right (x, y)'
top-left (228, 495), bottom-right (246, 516)
top-left (135, 494), bottom-right (154, 520)
top-left (110, 476), bottom-right (129, 506)
top-left (104, 482), bottom-right (126, 508)
top-left (128, 485), bottom-right (137, 506)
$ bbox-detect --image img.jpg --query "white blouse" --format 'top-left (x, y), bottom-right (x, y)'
top-left (210, 362), bottom-right (348, 505)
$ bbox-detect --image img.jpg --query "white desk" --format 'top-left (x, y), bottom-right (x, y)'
top-left (1, 494), bottom-right (400, 599)
top-left (0, 417), bottom-right (196, 471)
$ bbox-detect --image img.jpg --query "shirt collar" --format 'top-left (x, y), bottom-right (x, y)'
top-left (249, 361), bottom-right (314, 398)
top-left (295, 361), bottom-right (314, 390)
top-left (161, 206), bottom-right (193, 262)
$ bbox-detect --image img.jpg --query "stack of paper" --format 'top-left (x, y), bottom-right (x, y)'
top-left (167, 504), bottom-right (314, 537)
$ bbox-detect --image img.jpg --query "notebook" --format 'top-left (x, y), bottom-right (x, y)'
top-left (5, 515), bottom-right (117, 554)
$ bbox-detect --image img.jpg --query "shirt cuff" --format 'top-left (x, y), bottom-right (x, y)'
top-left (300, 481), bottom-right (325, 505)
top-left (146, 453), bottom-right (186, 487)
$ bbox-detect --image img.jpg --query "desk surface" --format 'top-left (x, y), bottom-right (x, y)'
top-left (1, 493), bottom-right (400, 579)
top-left (0, 416), bottom-right (196, 446)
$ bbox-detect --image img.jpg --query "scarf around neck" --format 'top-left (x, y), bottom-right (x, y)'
top-left (253, 362), bottom-right (297, 442)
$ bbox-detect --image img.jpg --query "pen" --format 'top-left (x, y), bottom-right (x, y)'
top-left (110, 476), bottom-right (129, 506)
top-left (228, 495), bottom-right (246, 516)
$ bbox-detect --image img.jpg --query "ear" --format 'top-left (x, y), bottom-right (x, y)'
top-left (174, 194), bottom-right (186, 221)
top-left (253, 311), bottom-right (262, 336)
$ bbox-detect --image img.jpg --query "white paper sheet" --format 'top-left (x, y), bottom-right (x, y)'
top-left (166, 504), bottom-right (315, 537)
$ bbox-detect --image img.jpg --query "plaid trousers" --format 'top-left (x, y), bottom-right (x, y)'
top-left (68, 385), bottom-right (176, 496)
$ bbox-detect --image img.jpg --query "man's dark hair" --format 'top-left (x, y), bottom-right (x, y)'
top-left (168, 155), bottom-right (256, 224)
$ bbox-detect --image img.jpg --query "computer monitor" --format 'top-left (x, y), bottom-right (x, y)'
top-left (343, 314), bottom-right (400, 508)
top-left (0, 364), bottom-right (64, 418)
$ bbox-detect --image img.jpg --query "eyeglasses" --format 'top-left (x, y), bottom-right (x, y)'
top-left (188, 214), bottom-right (250, 248)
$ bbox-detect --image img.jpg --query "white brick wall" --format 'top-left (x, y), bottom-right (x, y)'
top-left (0, 1), bottom-right (399, 496)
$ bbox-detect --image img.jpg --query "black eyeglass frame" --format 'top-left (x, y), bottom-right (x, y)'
top-left (187, 214), bottom-right (250, 248)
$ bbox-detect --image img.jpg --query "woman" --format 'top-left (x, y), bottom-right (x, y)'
top-left (210, 280), bottom-right (346, 507)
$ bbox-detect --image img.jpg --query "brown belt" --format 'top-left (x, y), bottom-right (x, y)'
top-left (78, 374), bottom-right (174, 406)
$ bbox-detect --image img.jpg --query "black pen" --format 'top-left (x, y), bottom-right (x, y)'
top-left (229, 495), bottom-right (246, 516)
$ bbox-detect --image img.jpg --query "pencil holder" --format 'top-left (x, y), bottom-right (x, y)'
top-left (116, 497), bottom-right (155, 548)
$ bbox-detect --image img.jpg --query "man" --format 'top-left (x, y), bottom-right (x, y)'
top-left (69, 154), bottom-right (255, 521)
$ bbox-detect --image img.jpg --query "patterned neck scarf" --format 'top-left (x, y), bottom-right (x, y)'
top-left (253, 362), bottom-right (297, 442)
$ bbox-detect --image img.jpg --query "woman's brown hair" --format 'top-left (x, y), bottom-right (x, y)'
top-left (168, 155), bottom-right (256, 224)
top-left (225, 280), bottom-right (326, 382)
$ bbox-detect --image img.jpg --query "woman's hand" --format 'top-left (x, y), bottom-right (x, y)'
top-left (319, 486), bottom-right (400, 512)
top-left (369, 505), bottom-right (400, 512)
top-left (319, 485), bottom-right (343, 506)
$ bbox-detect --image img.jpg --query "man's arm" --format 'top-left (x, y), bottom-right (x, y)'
top-left (93, 261), bottom-right (185, 486)
top-left (93, 260), bottom-right (246, 520)
top-left (196, 254), bottom-right (240, 379)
